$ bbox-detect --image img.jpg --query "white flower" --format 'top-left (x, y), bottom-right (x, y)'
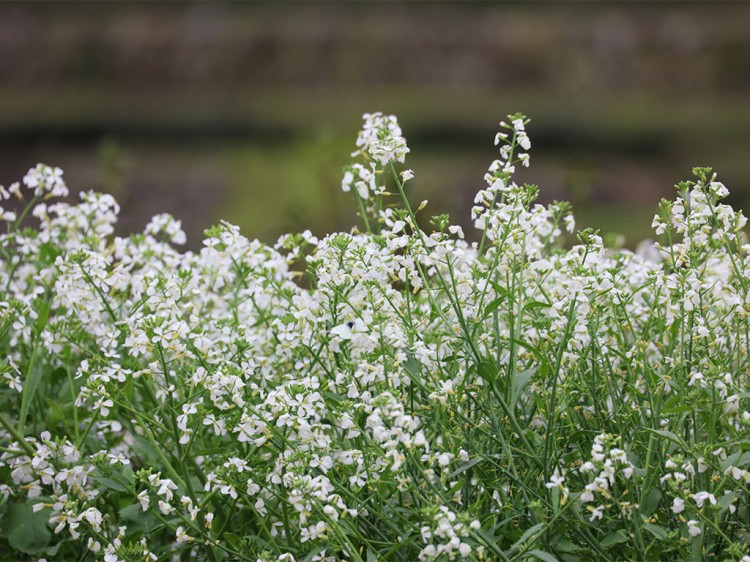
top-left (80, 507), bottom-right (103, 531)
top-left (687, 520), bottom-right (701, 537)
top-left (23, 164), bottom-right (68, 197)
top-left (563, 215), bottom-right (576, 233)
top-left (330, 319), bottom-right (367, 340)
top-left (3, 373), bottom-right (22, 392)
top-left (545, 469), bottom-right (566, 490)
top-left (107, 453), bottom-right (130, 465)
top-left (589, 505), bottom-right (604, 522)
top-left (341, 171), bottom-right (353, 192)
top-left (175, 526), bottom-right (193, 544)
top-left (580, 483), bottom-right (597, 503)
top-left (354, 112), bottom-right (410, 165)
top-left (93, 397), bottom-right (113, 417)
top-left (437, 453), bottom-right (454, 467)
top-left (137, 490), bottom-right (150, 511)
top-left (692, 491), bottom-right (716, 508)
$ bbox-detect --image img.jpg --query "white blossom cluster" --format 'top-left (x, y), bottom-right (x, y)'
top-left (353, 111), bottom-right (410, 166)
top-left (1, 114), bottom-right (750, 561)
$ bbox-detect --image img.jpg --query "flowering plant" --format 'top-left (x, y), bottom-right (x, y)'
top-left (1, 113), bottom-right (750, 561)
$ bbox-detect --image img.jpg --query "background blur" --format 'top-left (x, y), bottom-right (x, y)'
top-left (2, 2), bottom-right (750, 248)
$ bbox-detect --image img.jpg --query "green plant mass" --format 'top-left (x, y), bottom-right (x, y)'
top-left (1, 114), bottom-right (750, 561)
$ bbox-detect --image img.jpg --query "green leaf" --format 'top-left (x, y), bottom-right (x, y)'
top-left (509, 337), bottom-right (548, 366)
top-left (661, 395), bottom-right (693, 415)
top-left (321, 389), bottom-right (347, 404)
top-left (640, 488), bottom-right (662, 517)
top-left (718, 491), bottom-right (736, 513)
top-left (132, 434), bottom-right (162, 467)
top-left (446, 457), bottom-right (484, 479)
top-left (554, 539), bottom-right (582, 554)
top-left (489, 280), bottom-right (515, 305)
top-left (477, 360), bottom-right (498, 384)
top-left (4, 501), bottom-right (52, 554)
top-left (119, 503), bottom-right (143, 521)
top-left (648, 429), bottom-right (688, 451)
top-left (94, 474), bottom-right (128, 492)
top-left (512, 367), bottom-right (536, 404)
top-left (600, 530), bottom-right (629, 547)
top-left (508, 523), bottom-right (545, 555)
top-left (523, 300), bottom-right (551, 313)
top-left (119, 503), bottom-right (161, 535)
top-left (42, 541), bottom-right (62, 556)
top-left (93, 465), bottom-right (134, 493)
top-left (19, 350), bottom-right (43, 435)
top-left (643, 523), bottom-right (668, 541)
top-left (33, 297), bottom-right (52, 335)
top-left (526, 550), bottom-right (559, 562)
top-left (223, 532), bottom-right (243, 549)
top-left (484, 295), bottom-right (507, 318)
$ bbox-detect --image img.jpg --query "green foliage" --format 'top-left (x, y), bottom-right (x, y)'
top-left (3, 502), bottom-right (52, 555)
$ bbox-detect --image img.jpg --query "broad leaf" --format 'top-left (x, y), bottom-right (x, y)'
top-left (4, 502), bottom-right (52, 554)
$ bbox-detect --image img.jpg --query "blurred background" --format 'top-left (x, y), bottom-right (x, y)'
top-left (1, 2), bottom-right (749, 248)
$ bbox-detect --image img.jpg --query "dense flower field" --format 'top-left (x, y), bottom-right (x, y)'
top-left (1, 113), bottom-right (750, 561)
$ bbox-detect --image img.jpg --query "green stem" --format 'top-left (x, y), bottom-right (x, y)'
top-left (0, 411), bottom-right (35, 456)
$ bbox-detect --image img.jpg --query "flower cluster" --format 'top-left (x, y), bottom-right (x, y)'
top-left (353, 111), bottom-right (410, 166)
top-left (1, 113), bottom-right (750, 561)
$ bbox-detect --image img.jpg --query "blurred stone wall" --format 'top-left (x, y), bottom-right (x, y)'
top-left (2, 4), bottom-right (748, 94)
top-left (1, 3), bottom-right (749, 245)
